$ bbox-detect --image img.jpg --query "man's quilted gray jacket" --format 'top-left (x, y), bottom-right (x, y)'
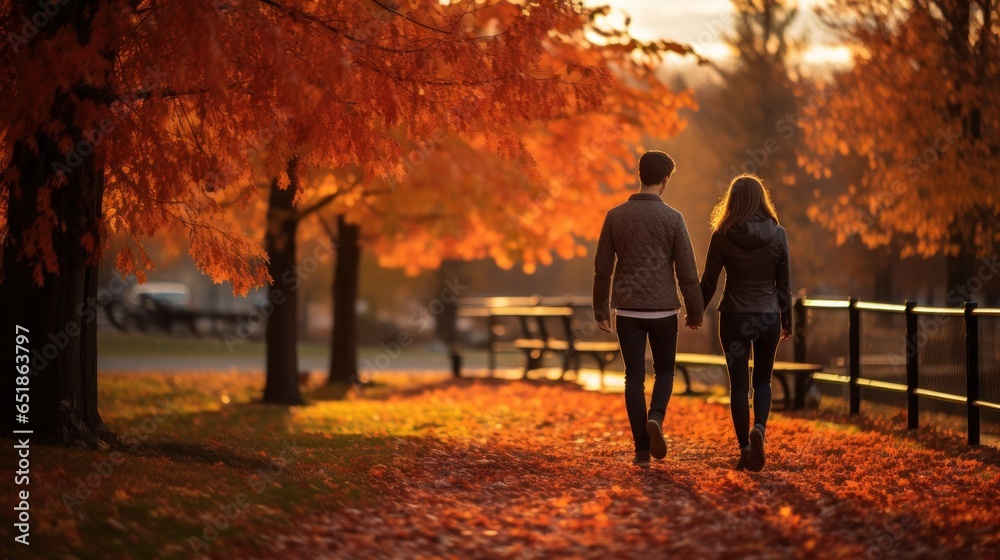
top-left (592, 192), bottom-right (705, 324)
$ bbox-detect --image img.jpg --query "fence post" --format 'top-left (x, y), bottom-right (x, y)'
top-left (905, 301), bottom-right (918, 430)
top-left (849, 297), bottom-right (861, 415)
top-left (488, 313), bottom-right (496, 377)
top-left (965, 302), bottom-right (980, 446)
top-left (793, 298), bottom-right (807, 363)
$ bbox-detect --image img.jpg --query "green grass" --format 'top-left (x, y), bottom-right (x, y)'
top-left (0, 372), bottom-right (452, 559)
top-left (97, 330), bottom-right (329, 359)
top-left (96, 331), bottom-right (455, 369)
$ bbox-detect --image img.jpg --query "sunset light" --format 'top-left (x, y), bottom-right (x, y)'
top-left (2, 0), bottom-right (997, 558)
top-left (592, 0), bottom-right (854, 67)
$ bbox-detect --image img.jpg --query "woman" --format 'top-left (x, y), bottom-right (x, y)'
top-left (700, 174), bottom-right (792, 472)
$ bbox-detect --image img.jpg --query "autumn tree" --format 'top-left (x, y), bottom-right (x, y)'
top-left (802, 0), bottom-right (1000, 301)
top-left (0, 1), bottom-right (119, 446)
top-left (0, 1), bottom-right (640, 442)
top-left (307, 10), bottom-right (698, 388)
top-left (0, 0), bottom-right (306, 445)
top-left (243, 1), bottom-right (689, 401)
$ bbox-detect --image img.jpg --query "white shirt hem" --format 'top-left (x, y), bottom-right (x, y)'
top-left (614, 308), bottom-right (680, 319)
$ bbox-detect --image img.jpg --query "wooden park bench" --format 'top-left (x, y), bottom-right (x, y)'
top-left (451, 303), bottom-right (621, 380)
top-left (674, 353), bottom-right (823, 410)
top-left (449, 298), bottom-right (823, 409)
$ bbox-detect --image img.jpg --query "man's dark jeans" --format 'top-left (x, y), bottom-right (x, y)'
top-left (720, 312), bottom-right (781, 449)
top-left (615, 314), bottom-right (678, 453)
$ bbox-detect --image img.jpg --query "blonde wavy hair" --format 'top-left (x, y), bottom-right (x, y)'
top-left (710, 174), bottom-right (779, 233)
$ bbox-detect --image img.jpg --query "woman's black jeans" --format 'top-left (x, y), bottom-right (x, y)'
top-left (615, 314), bottom-right (678, 453)
top-left (720, 312), bottom-right (781, 449)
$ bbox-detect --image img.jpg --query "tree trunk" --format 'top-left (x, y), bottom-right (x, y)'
top-left (327, 215), bottom-right (361, 391)
top-left (437, 260), bottom-right (462, 377)
top-left (0, 0), bottom-right (116, 447)
top-left (1, 146), bottom-right (113, 447)
top-left (873, 250), bottom-right (894, 302)
top-left (436, 261), bottom-right (459, 341)
top-left (262, 160), bottom-right (304, 405)
top-left (940, 1), bottom-right (985, 308)
top-left (946, 245), bottom-right (979, 306)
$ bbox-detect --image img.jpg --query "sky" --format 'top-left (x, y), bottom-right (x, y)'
top-left (586, 0), bottom-right (853, 67)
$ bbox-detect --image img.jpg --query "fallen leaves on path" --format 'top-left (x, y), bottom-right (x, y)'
top-left (256, 379), bottom-right (1000, 560)
top-left (9, 374), bottom-right (997, 559)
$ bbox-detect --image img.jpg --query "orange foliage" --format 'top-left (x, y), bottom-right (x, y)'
top-left (800, 1), bottom-right (1000, 258)
top-left (300, 13), bottom-right (696, 275)
top-left (3, 1), bottom-right (681, 290)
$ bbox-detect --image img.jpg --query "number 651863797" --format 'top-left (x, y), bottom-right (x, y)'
top-left (15, 325), bottom-right (30, 377)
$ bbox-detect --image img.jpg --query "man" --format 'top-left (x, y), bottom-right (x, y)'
top-left (593, 150), bottom-right (704, 469)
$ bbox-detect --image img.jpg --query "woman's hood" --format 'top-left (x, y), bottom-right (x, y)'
top-left (725, 212), bottom-right (776, 250)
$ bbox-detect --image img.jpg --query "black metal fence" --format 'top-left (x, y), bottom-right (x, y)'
top-left (795, 298), bottom-right (1000, 445)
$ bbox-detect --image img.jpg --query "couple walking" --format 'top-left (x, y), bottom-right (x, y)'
top-left (593, 150), bottom-right (792, 472)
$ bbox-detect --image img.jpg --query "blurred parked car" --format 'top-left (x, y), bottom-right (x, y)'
top-left (105, 282), bottom-right (193, 334)
top-left (104, 281), bottom-right (266, 340)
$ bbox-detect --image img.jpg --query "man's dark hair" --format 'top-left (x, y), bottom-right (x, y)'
top-left (638, 150), bottom-right (676, 187)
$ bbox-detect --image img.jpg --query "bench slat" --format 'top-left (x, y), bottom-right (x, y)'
top-left (814, 373), bottom-right (851, 384)
top-left (856, 378), bottom-right (908, 393)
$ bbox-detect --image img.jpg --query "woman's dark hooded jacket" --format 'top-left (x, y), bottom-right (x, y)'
top-left (700, 212), bottom-right (792, 329)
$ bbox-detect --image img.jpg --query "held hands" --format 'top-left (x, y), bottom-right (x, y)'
top-left (685, 315), bottom-right (703, 330)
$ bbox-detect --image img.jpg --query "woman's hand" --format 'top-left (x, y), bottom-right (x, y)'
top-left (781, 324), bottom-right (792, 340)
top-left (597, 319), bottom-right (613, 333)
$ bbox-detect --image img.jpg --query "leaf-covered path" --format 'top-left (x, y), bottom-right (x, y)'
top-left (10, 373), bottom-right (999, 559)
top-left (264, 379), bottom-right (1000, 560)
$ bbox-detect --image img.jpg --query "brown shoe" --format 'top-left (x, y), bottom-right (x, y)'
top-left (736, 449), bottom-right (752, 471)
top-left (646, 419), bottom-right (668, 460)
top-left (748, 425), bottom-right (765, 472)
top-left (632, 450), bottom-right (651, 469)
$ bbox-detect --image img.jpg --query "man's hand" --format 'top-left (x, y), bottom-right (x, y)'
top-left (685, 315), bottom-right (703, 330)
top-left (597, 319), bottom-right (613, 333)
top-left (781, 324), bottom-right (792, 340)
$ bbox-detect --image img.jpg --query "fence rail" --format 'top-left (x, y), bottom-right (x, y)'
top-left (796, 297), bottom-right (1000, 445)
